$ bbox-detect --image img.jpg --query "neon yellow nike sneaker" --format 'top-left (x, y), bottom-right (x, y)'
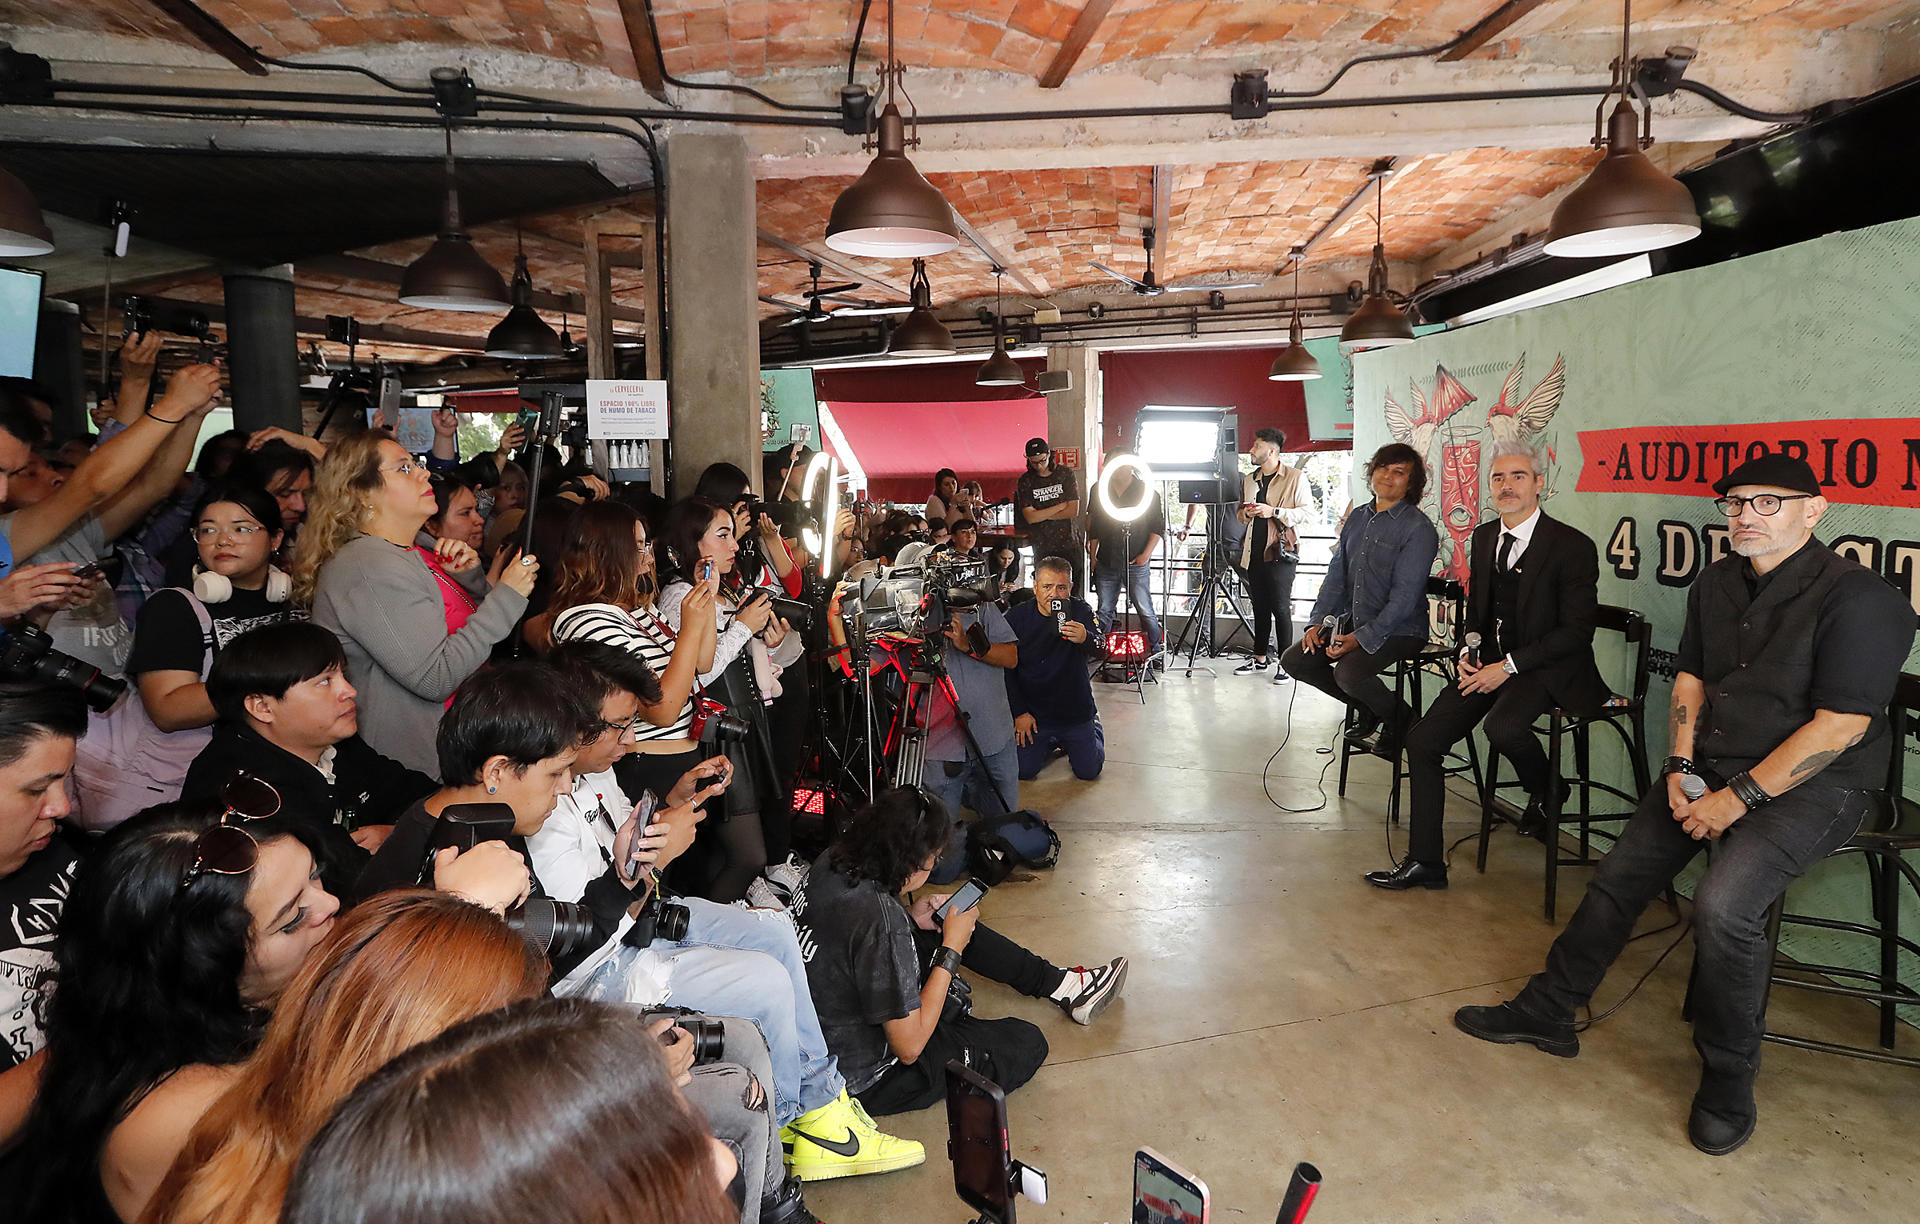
top-left (781, 1089), bottom-right (925, 1181)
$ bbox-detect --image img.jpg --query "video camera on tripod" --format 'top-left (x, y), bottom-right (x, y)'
top-left (843, 550), bottom-right (1001, 653)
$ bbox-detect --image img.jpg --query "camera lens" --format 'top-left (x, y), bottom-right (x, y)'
top-left (506, 897), bottom-right (599, 963)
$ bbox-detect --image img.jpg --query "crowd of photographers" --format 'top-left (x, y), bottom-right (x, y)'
top-left (0, 351), bottom-right (1127, 1224)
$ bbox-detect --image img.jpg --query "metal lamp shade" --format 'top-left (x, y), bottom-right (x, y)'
top-left (826, 104), bottom-right (959, 258)
top-left (1340, 293), bottom-right (1415, 349)
top-left (974, 344), bottom-right (1024, 387)
top-left (1545, 104), bottom-right (1700, 258)
top-left (1268, 312), bottom-right (1322, 381)
top-left (0, 165), bottom-right (54, 257)
top-left (890, 307), bottom-right (956, 356)
top-left (485, 305), bottom-right (564, 359)
top-left (399, 233), bottom-right (509, 311)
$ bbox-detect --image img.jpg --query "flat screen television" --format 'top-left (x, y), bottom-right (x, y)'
top-left (0, 266), bottom-right (42, 379)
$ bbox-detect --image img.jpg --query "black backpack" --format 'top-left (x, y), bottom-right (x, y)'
top-left (965, 810), bottom-right (1061, 885)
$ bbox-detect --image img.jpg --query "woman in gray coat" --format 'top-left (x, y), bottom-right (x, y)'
top-left (294, 431), bottom-right (539, 773)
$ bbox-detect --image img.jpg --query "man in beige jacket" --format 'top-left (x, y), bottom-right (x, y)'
top-left (1234, 427), bottom-right (1311, 682)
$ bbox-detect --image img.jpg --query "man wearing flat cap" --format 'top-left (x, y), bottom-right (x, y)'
top-left (1015, 437), bottom-right (1082, 594)
top-left (1453, 453), bottom-right (1916, 1156)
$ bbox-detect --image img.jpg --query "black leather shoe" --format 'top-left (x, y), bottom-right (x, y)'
top-left (1345, 712), bottom-right (1382, 743)
top-left (762, 1174), bottom-right (823, 1224)
top-left (1453, 1001), bottom-right (1579, 1058)
top-left (1518, 777), bottom-right (1571, 840)
top-left (1688, 1075), bottom-right (1757, 1156)
top-left (1364, 859), bottom-right (1448, 890)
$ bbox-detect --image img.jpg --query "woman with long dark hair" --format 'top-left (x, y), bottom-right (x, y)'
top-left (14, 801), bottom-right (339, 1223)
top-left (144, 891), bottom-right (548, 1224)
top-left (545, 500), bottom-right (719, 806)
top-left (656, 498), bottom-right (800, 902)
top-left (282, 998), bottom-right (737, 1224)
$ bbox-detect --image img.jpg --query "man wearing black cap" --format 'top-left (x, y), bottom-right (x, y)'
top-left (1453, 453), bottom-right (1916, 1156)
top-left (1015, 438), bottom-right (1081, 594)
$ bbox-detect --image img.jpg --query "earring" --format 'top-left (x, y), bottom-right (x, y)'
top-left (487, 785), bottom-right (496, 794)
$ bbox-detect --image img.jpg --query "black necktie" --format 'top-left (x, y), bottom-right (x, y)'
top-left (1497, 532), bottom-right (1516, 572)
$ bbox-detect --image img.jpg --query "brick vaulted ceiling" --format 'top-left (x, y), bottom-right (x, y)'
top-left (4, 0), bottom-right (1918, 352)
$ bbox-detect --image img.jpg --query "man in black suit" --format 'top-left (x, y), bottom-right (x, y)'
top-left (1365, 443), bottom-right (1606, 890)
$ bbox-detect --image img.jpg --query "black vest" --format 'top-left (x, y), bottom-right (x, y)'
top-left (1694, 541), bottom-right (1886, 790)
top-left (1487, 543), bottom-right (1522, 656)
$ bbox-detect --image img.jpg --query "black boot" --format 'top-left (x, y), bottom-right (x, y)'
top-left (1688, 1071), bottom-right (1757, 1156)
top-left (762, 1174), bottom-right (823, 1224)
top-left (1453, 1000), bottom-right (1579, 1057)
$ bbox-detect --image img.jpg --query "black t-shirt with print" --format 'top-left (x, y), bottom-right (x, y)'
top-left (1015, 466), bottom-right (1079, 558)
top-left (789, 854), bottom-right (922, 1095)
top-left (0, 829), bottom-right (86, 1069)
top-left (125, 586), bottom-right (297, 678)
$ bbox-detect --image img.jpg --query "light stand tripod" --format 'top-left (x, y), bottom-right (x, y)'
top-left (1093, 516), bottom-right (1166, 702)
top-left (1169, 502), bottom-right (1253, 674)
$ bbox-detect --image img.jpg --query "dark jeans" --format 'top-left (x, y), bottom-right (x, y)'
top-left (1280, 634), bottom-right (1424, 731)
top-left (1515, 779), bottom-right (1871, 1088)
top-left (856, 922), bottom-right (1062, 1116)
top-left (1404, 675), bottom-right (1555, 864)
top-left (1245, 556), bottom-right (1298, 658)
top-left (1017, 717), bottom-right (1105, 780)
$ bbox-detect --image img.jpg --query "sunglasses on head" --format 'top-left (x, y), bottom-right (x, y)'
top-left (177, 772), bottom-right (283, 894)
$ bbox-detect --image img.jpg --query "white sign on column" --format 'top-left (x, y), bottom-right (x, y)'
top-left (586, 379), bottom-right (670, 440)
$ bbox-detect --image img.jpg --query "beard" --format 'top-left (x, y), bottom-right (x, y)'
top-left (1731, 534), bottom-right (1795, 558)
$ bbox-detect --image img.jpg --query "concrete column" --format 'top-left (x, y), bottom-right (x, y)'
top-left (664, 131), bottom-right (761, 497)
top-left (221, 264), bottom-right (301, 432)
top-left (31, 299), bottom-right (88, 443)
top-left (1045, 342), bottom-right (1101, 473)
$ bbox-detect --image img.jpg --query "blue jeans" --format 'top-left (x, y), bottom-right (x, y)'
top-left (1094, 562), bottom-right (1161, 656)
top-left (581, 898), bottom-right (843, 1126)
top-left (1017, 717), bottom-right (1105, 780)
top-left (1515, 779), bottom-right (1871, 1089)
top-left (925, 740), bottom-right (1020, 820)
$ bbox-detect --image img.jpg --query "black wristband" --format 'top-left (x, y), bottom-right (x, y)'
top-left (144, 409), bottom-right (185, 425)
top-left (930, 945), bottom-right (962, 978)
top-left (1661, 756), bottom-right (1697, 778)
top-left (1728, 770), bottom-right (1772, 810)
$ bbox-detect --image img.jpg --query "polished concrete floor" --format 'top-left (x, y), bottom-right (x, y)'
top-left (806, 666), bottom-right (1920, 1224)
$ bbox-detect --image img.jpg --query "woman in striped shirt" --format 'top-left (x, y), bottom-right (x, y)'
top-left (546, 501), bottom-right (718, 830)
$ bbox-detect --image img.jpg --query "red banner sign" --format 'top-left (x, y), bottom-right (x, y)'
top-left (1575, 418), bottom-right (1920, 508)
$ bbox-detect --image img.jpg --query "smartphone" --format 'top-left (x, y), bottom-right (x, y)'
top-left (69, 561), bottom-right (106, 582)
top-left (1134, 1148), bottom-right (1209, 1224)
top-left (701, 559), bottom-right (715, 582)
top-left (934, 877), bottom-right (988, 920)
top-left (625, 789), bottom-right (660, 868)
top-left (946, 1061), bottom-right (1015, 1224)
top-left (515, 406), bottom-right (539, 441)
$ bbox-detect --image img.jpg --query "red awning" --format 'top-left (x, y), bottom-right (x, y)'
top-left (821, 399), bottom-right (1049, 504)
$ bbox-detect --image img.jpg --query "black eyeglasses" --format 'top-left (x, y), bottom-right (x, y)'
top-left (597, 713), bottom-right (644, 740)
top-left (178, 773), bottom-right (283, 893)
top-left (1713, 493), bottom-right (1812, 517)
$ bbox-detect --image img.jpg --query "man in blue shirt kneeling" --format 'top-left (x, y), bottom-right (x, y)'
top-left (1006, 556), bottom-right (1104, 781)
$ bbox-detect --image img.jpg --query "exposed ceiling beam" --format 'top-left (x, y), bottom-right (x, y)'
top-left (1038, 0), bottom-right (1117, 89)
top-left (138, 0), bottom-right (269, 75)
top-left (614, 0), bottom-right (671, 102)
top-left (950, 212), bottom-right (1044, 298)
top-left (754, 230), bottom-right (909, 298)
top-left (129, 293), bottom-right (483, 351)
top-left (1438, 0), bottom-right (1554, 62)
top-left (296, 255), bottom-right (649, 323)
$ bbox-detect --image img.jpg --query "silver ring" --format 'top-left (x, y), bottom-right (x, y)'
top-left (520, 556), bottom-right (534, 567)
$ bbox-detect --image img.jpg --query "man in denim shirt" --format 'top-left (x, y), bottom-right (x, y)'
top-left (1282, 443), bottom-right (1438, 755)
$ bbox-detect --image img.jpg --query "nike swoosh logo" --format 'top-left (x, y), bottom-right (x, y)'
top-left (789, 1127), bottom-right (861, 1157)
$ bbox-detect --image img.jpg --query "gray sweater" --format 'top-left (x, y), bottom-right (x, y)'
top-left (310, 533), bottom-right (527, 774)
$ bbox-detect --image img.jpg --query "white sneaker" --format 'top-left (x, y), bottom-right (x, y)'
top-left (1056, 955), bottom-right (1128, 1025)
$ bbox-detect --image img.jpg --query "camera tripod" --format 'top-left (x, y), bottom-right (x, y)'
top-left (1169, 504), bottom-right (1257, 675)
top-left (869, 632), bottom-right (1018, 818)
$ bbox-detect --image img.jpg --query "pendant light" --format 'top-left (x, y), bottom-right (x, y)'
top-left (399, 126), bottom-right (509, 312)
top-left (1544, 0), bottom-right (1699, 258)
top-left (484, 229), bottom-right (565, 359)
top-left (1339, 175), bottom-right (1415, 351)
top-left (0, 163), bottom-right (53, 257)
top-left (975, 271), bottom-right (1024, 387)
top-left (824, 0), bottom-right (959, 257)
top-left (1268, 246), bottom-right (1322, 381)
top-left (889, 258), bottom-right (956, 356)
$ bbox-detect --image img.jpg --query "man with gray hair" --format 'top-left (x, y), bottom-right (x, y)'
top-left (1366, 443), bottom-right (1607, 891)
top-left (1005, 555), bottom-right (1104, 780)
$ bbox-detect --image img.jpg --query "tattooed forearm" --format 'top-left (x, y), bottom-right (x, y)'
top-left (1790, 749), bottom-right (1842, 778)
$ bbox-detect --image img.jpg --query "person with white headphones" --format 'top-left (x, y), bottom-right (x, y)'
top-left (71, 483), bottom-right (303, 831)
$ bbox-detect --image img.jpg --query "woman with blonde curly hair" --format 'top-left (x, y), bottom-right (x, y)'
top-left (140, 891), bottom-right (548, 1224)
top-left (295, 432), bottom-right (539, 772)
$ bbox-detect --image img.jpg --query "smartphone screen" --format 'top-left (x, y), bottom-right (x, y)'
top-left (946, 1063), bottom-right (1013, 1222)
top-left (934, 878), bottom-right (987, 920)
top-left (1133, 1148), bottom-right (1209, 1224)
top-left (625, 790), bottom-right (660, 867)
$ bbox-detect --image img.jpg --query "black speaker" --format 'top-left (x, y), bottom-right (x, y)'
top-left (1177, 478), bottom-right (1236, 505)
top-left (1216, 412), bottom-right (1241, 487)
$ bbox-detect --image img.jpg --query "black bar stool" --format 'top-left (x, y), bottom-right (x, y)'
top-left (1758, 671), bottom-right (1920, 1066)
top-left (1474, 604), bottom-right (1653, 921)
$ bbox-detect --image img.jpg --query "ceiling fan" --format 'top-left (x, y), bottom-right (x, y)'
top-left (1088, 227), bottom-right (1266, 297)
top-left (762, 260), bottom-right (911, 326)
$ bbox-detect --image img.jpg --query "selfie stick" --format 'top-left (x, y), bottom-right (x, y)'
top-left (1275, 1162), bottom-right (1322, 1224)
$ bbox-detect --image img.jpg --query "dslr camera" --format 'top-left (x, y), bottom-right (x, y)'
top-left (690, 696), bottom-right (750, 745)
top-left (427, 803), bottom-right (599, 963)
top-left (639, 1006), bottom-right (726, 1065)
top-left (0, 624), bottom-right (127, 712)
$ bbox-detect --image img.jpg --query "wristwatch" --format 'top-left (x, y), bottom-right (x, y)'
top-left (1501, 656), bottom-right (1517, 676)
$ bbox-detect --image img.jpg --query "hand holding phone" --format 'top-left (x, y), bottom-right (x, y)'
top-left (933, 878), bottom-right (988, 920)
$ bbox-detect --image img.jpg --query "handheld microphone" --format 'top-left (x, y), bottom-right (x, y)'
top-left (1321, 614), bottom-right (1338, 640)
top-left (1463, 631), bottom-right (1482, 668)
top-left (1678, 772), bottom-right (1708, 801)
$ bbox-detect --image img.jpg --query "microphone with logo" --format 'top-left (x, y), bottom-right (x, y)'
top-left (1463, 631), bottom-right (1482, 670)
